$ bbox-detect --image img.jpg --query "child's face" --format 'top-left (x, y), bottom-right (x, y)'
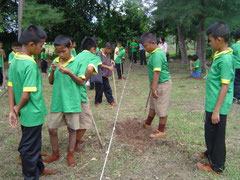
top-left (105, 48), bottom-right (113, 54)
top-left (29, 39), bottom-right (45, 55)
top-left (90, 47), bottom-right (96, 55)
top-left (142, 41), bottom-right (156, 53)
top-left (55, 45), bottom-right (71, 61)
top-left (12, 46), bottom-right (20, 53)
top-left (208, 35), bottom-right (221, 51)
top-left (0, 43), bottom-right (2, 49)
top-left (125, 49), bottom-right (128, 53)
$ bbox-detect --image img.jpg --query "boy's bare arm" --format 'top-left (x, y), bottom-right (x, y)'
top-left (101, 64), bottom-right (114, 71)
top-left (211, 84), bottom-right (229, 124)
top-left (58, 66), bottom-right (85, 86)
top-left (8, 86), bottom-right (18, 128)
top-left (14, 92), bottom-right (30, 116)
top-left (152, 71), bottom-right (161, 98)
top-left (85, 66), bottom-right (94, 81)
top-left (48, 63), bottom-right (58, 84)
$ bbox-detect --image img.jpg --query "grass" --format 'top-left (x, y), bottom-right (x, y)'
top-left (0, 60), bottom-right (239, 179)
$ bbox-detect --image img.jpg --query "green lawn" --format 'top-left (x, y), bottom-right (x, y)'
top-left (0, 60), bottom-right (239, 179)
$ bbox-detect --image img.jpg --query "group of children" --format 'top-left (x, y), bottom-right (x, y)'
top-left (5, 21), bottom-right (239, 179)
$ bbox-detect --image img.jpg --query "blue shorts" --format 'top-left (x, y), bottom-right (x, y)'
top-left (190, 71), bottom-right (201, 77)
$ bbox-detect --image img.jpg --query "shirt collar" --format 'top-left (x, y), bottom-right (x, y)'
top-left (150, 47), bottom-right (161, 54)
top-left (213, 48), bottom-right (233, 61)
top-left (15, 53), bottom-right (36, 63)
top-left (55, 55), bottom-right (74, 67)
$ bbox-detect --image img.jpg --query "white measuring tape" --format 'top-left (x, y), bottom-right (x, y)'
top-left (99, 61), bottom-right (132, 180)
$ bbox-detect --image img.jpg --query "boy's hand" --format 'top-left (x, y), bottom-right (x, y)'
top-left (109, 66), bottom-right (114, 71)
top-left (111, 59), bottom-right (115, 65)
top-left (13, 105), bottom-right (20, 116)
top-left (211, 111), bottom-right (220, 124)
top-left (152, 89), bottom-right (159, 98)
top-left (51, 63), bottom-right (58, 71)
top-left (9, 111), bottom-right (18, 128)
top-left (59, 66), bottom-right (71, 75)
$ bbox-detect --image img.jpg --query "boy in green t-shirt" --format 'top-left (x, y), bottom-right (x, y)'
top-left (0, 41), bottom-right (6, 87)
top-left (71, 39), bottom-right (77, 57)
top-left (44, 35), bottom-right (85, 167)
top-left (115, 46), bottom-right (129, 80)
top-left (196, 22), bottom-right (234, 174)
top-left (130, 39), bottom-right (138, 63)
top-left (190, 54), bottom-right (201, 78)
top-left (8, 25), bottom-right (56, 179)
top-left (74, 37), bottom-right (102, 152)
top-left (40, 48), bottom-right (48, 75)
top-left (8, 41), bottom-right (20, 65)
top-left (140, 32), bottom-right (172, 138)
top-left (231, 29), bottom-right (240, 104)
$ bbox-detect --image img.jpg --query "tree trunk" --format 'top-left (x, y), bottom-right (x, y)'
top-left (177, 24), bottom-right (188, 64)
top-left (196, 19), bottom-right (206, 72)
top-left (18, 0), bottom-right (25, 40)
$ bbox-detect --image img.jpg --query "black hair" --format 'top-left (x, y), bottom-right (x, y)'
top-left (206, 22), bottom-right (230, 42)
top-left (105, 42), bottom-right (114, 49)
top-left (191, 54), bottom-right (198, 61)
top-left (140, 32), bottom-right (157, 44)
top-left (81, 37), bottom-right (97, 51)
top-left (19, 25), bottom-right (47, 45)
top-left (125, 46), bottom-right (129, 50)
top-left (42, 48), bottom-right (46, 52)
top-left (11, 41), bottom-right (20, 47)
top-left (160, 35), bottom-right (165, 43)
top-left (54, 35), bottom-right (71, 48)
top-left (235, 29), bottom-right (240, 40)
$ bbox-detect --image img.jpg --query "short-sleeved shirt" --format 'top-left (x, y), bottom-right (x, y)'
top-left (75, 50), bottom-right (102, 103)
top-left (0, 54), bottom-right (3, 67)
top-left (114, 47), bottom-right (120, 60)
top-left (48, 55), bottom-right (82, 113)
top-left (231, 41), bottom-right (240, 69)
top-left (148, 48), bottom-right (171, 83)
top-left (8, 51), bottom-right (15, 64)
top-left (115, 50), bottom-right (125, 64)
top-left (98, 49), bottom-right (112, 78)
top-left (193, 59), bottom-right (201, 72)
top-left (130, 42), bottom-right (138, 52)
top-left (119, 46), bottom-right (124, 51)
top-left (41, 52), bottom-right (48, 60)
top-left (205, 48), bottom-right (234, 115)
top-left (96, 47), bottom-right (100, 54)
top-left (8, 53), bottom-right (47, 127)
top-left (71, 48), bottom-right (77, 57)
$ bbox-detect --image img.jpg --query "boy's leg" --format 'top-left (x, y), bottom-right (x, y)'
top-left (95, 82), bottom-right (103, 105)
top-left (67, 127), bottom-right (76, 167)
top-left (18, 125), bottom-right (44, 179)
top-left (133, 52), bottom-right (137, 63)
top-left (116, 64), bottom-right (122, 79)
top-left (102, 77), bottom-right (114, 103)
top-left (205, 112), bottom-right (227, 172)
top-left (143, 51), bottom-right (147, 65)
top-left (121, 62), bottom-right (124, 74)
top-left (43, 128), bottom-right (60, 163)
top-left (0, 67), bottom-right (3, 86)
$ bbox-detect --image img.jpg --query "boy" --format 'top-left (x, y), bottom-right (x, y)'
top-left (40, 48), bottom-right (48, 76)
top-left (196, 22), bottom-right (234, 174)
top-left (8, 41), bottom-right (21, 65)
top-left (8, 25), bottom-right (56, 179)
top-left (231, 29), bottom-right (240, 104)
top-left (130, 39), bottom-right (138, 63)
top-left (95, 42), bottom-right (116, 106)
top-left (115, 46), bottom-right (129, 80)
top-left (140, 32), bottom-right (172, 138)
top-left (71, 39), bottom-right (77, 57)
top-left (190, 54), bottom-right (201, 78)
top-left (74, 37), bottom-right (102, 152)
top-left (44, 35), bottom-right (85, 167)
top-left (0, 41), bottom-right (6, 87)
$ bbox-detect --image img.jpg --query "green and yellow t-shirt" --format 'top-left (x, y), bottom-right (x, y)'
top-left (115, 50), bottom-right (125, 64)
top-left (71, 48), bottom-right (77, 57)
top-left (96, 47), bottom-right (100, 54)
top-left (119, 46), bottom-right (124, 51)
top-left (40, 52), bottom-right (48, 60)
top-left (8, 53), bottom-right (47, 127)
top-left (193, 59), bottom-right (201, 72)
top-left (0, 54), bottom-right (3, 67)
top-left (75, 50), bottom-right (102, 103)
top-left (8, 51), bottom-right (16, 64)
top-left (48, 55), bottom-right (82, 113)
top-left (205, 48), bottom-right (234, 115)
top-left (130, 42), bottom-right (138, 52)
top-left (148, 48), bottom-right (171, 83)
top-left (231, 41), bottom-right (240, 69)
